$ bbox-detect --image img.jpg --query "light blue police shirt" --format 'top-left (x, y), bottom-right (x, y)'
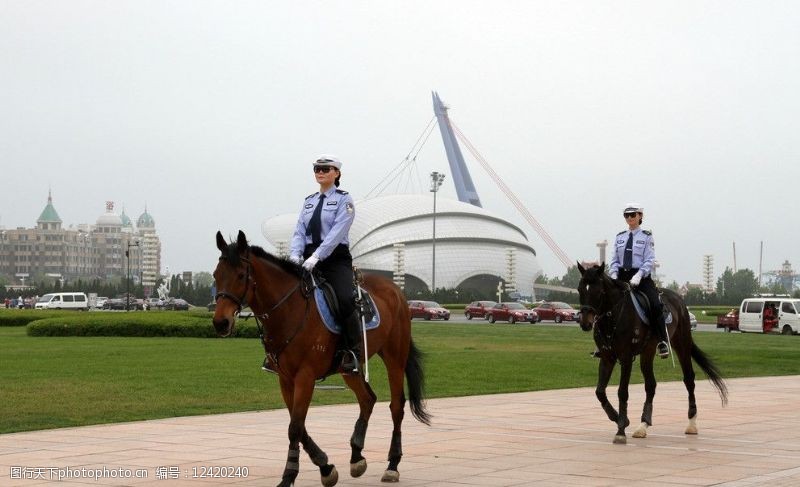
top-left (289, 186), bottom-right (355, 260)
top-left (608, 227), bottom-right (655, 278)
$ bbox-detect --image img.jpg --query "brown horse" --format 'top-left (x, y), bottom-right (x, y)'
top-left (577, 263), bottom-right (727, 444)
top-left (212, 231), bottom-right (430, 487)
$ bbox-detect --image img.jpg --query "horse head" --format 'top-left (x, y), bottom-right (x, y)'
top-left (212, 230), bottom-right (252, 337)
top-left (577, 262), bottom-right (611, 332)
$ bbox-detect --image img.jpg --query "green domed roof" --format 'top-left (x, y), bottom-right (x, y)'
top-left (37, 191), bottom-right (62, 223)
top-left (120, 208), bottom-right (132, 227)
top-left (137, 207), bottom-right (155, 228)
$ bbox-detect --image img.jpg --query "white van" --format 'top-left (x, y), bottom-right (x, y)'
top-left (35, 292), bottom-right (89, 311)
top-left (739, 297), bottom-right (800, 335)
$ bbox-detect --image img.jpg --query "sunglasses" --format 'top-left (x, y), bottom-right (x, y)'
top-left (313, 166), bottom-right (335, 174)
top-left (623, 212), bottom-right (638, 218)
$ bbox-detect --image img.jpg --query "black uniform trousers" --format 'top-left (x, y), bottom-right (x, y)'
top-left (304, 244), bottom-right (355, 320)
top-left (619, 268), bottom-right (664, 332)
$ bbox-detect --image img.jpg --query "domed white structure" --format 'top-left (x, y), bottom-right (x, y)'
top-left (261, 194), bottom-right (540, 296)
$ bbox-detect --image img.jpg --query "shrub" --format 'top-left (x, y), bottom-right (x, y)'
top-left (25, 312), bottom-right (261, 338)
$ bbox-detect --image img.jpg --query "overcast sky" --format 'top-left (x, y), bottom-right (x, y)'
top-left (1, 1), bottom-right (798, 285)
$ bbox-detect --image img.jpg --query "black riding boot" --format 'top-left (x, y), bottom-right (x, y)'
top-left (340, 310), bottom-right (363, 375)
top-left (653, 311), bottom-right (669, 358)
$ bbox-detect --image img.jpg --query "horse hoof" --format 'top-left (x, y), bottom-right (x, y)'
top-left (381, 469), bottom-right (400, 482)
top-left (685, 415), bottom-right (698, 435)
top-left (613, 434), bottom-right (627, 444)
top-left (632, 422), bottom-right (648, 438)
top-left (321, 466), bottom-right (338, 487)
top-left (350, 459), bottom-right (367, 477)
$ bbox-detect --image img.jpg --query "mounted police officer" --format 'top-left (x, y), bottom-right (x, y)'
top-left (289, 155), bottom-right (361, 374)
top-left (608, 203), bottom-right (669, 358)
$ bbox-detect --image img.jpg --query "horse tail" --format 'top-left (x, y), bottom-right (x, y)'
top-left (405, 338), bottom-right (432, 425)
top-left (691, 341), bottom-right (728, 406)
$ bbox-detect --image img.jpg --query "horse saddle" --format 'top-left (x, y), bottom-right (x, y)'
top-left (630, 290), bottom-right (672, 326)
top-left (313, 281), bottom-right (380, 334)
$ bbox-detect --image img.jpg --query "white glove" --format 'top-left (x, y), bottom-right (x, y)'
top-left (289, 254), bottom-right (303, 265)
top-left (302, 255), bottom-right (319, 271)
top-left (630, 274), bottom-right (642, 287)
top-left (609, 272), bottom-right (618, 280)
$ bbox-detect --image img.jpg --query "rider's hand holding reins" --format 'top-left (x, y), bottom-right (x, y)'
top-left (629, 274), bottom-right (642, 287)
top-left (303, 255), bottom-right (319, 271)
top-left (290, 254), bottom-right (303, 265)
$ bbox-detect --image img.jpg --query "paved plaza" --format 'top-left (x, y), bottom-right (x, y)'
top-left (1, 375), bottom-right (799, 486)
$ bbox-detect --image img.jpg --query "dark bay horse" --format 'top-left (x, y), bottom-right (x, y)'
top-left (577, 263), bottom-right (727, 444)
top-left (212, 231), bottom-right (431, 486)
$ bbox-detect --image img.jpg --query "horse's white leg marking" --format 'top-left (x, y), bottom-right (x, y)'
top-left (632, 422), bottom-right (649, 438)
top-left (685, 414), bottom-right (698, 435)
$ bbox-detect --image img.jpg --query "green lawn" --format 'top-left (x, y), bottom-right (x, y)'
top-left (2, 323), bottom-right (799, 434)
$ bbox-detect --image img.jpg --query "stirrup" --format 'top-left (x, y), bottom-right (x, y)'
top-left (340, 350), bottom-right (360, 375)
top-left (657, 341), bottom-right (670, 359)
top-left (261, 357), bottom-right (278, 375)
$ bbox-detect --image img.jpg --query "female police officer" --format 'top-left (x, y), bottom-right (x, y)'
top-left (608, 203), bottom-right (670, 358)
top-left (289, 155), bottom-right (361, 374)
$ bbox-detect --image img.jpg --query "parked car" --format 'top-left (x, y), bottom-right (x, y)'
top-left (533, 301), bottom-right (578, 323)
top-left (102, 298), bottom-right (126, 310)
top-left (688, 311), bottom-right (697, 331)
top-left (94, 296), bottom-right (109, 309)
top-left (716, 308), bottom-right (739, 332)
top-left (34, 292), bottom-right (89, 311)
top-left (464, 300), bottom-right (497, 320)
top-left (486, 302), bottom-right (538, 324)
top-left (408, 300), bottom-right (450, 320)
top-left (207, 301), bottom-right (216, 311)
top-left (164, 298), bottom-right (190, 311)
top-left (146, 298), bottom-right (164, 310)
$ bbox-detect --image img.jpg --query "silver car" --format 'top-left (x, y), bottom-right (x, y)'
top-left (688, 311), bottom-right (697, 331)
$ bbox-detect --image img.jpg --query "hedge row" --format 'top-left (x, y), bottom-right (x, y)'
top-left (25, 313), bottom-right (261, 338)
top-left (0, 310), bottom-right (90, 327)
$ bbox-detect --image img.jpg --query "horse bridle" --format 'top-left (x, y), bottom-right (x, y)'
top-left (215, 254), bottom-right (254, 314)
top-left (581, 278), bottom-right (630, 336)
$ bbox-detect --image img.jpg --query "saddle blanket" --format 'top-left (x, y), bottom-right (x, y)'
top-left (631, 293), bottom-right (672, 326)
top-left (314, 287), bottom-right (380, 334)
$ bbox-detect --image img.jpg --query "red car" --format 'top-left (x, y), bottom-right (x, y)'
top-left (408, 300), bottom-right (450, 321)
top-left (486, 302), bottom-right (539, 324)
top-left (533, 301), bottom-right (578, 323)
top-left (716, 309), bottom-right (739, 332)
top-left (464, 300), bottom-right (497, 320)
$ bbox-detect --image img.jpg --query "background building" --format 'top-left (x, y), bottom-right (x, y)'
top-left (0, 192), bottom-right (161, 292)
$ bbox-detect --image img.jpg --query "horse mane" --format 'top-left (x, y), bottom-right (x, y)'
top-left (222, 241), bottom-right (304, 278)
top-left (248, 245), bottom-right (304, 278)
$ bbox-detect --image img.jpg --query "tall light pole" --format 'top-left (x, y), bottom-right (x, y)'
top-left (430, 171), bottom-right (446, 295)
top-left (126, 239), bottom-right (140, 311)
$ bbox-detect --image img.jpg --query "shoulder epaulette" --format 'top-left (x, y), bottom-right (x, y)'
top-left (616, 230), bottom-right (626, 236)
top-left (305, 192), bottom-right (318, 200)
top-left (642, 230), bottom-right (652, 236)
top-left (335, 189), bottom-right (349, 195)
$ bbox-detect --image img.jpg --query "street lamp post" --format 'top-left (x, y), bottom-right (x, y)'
top-left (126, 239), bottom-right (140, 311)
top-left (429, 171), bottom-right (446, 295)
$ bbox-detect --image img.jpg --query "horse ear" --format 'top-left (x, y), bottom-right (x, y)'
top-left (236, 230), bottom-right (248, 251)
top-left (577, 261), bottom-right (586, 275)
top-left (216, 231), bottom-right (227, 253)
top-left (600, 262), bottom-right (606, 273)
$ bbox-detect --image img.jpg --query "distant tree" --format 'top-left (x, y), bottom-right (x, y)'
top-left (560, 265), bottom-right (581, 289)
top-left (716, 268), bottom-right (759, 305)
top-left (193, 271), bottom-right (213, 288)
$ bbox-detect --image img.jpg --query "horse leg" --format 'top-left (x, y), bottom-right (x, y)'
top-left (614, 359), bottom-right (633, 444)
top-left (342, 374), bottom-right (377, 478)
top-left (381, 358), bottom-right (406, 483)
top-left (279, 374), bottom-right (338, 487)
top-left (678, 340), bottom-right (698, 434)
top-left (596, 358), bottom-right (619, 424)
top-left (633, 351), bottom-right (657, 438)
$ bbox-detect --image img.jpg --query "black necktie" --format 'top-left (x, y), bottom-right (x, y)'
top-left (623, 232), bottom-right (633, 269)
top-left (306, 194), bottom-right (326, 245)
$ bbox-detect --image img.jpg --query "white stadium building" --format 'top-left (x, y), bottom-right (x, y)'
top-left (261, 194), bottom-right (541, 297)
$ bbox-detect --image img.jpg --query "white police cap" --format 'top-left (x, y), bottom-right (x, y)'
top-left (313, 154), bottom-right (342, 170)
top-left (623, 203), bottom-right (643, 213)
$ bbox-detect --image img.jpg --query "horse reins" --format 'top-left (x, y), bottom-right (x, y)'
top-left (584, 279), bottom-right (631, 352)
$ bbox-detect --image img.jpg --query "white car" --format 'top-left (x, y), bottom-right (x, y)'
top-left (94, 297), bottom-right (109, 309)
top-left (688, 312), bottom-right (697, 331)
